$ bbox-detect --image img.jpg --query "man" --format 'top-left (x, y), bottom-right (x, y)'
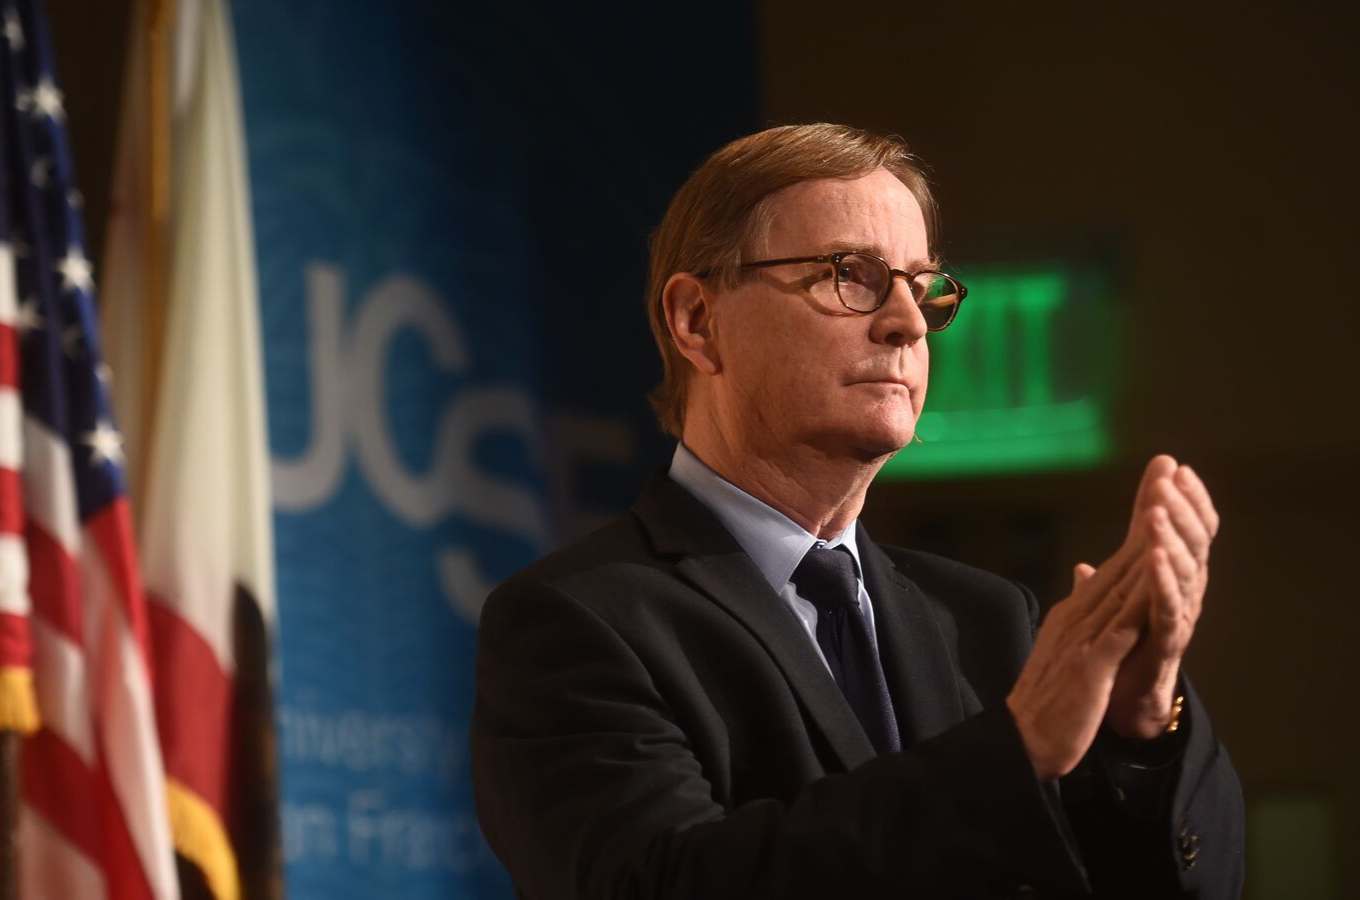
top-left (472, 123), bottom-right (1244, 898)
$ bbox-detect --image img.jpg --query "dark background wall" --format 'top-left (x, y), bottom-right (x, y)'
top-left (758, 3), bottom-right (1357, 894)
top-left (49, 0), bottom-right (1359, 895)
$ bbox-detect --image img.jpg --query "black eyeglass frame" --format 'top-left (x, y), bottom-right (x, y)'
top-left (732, 251), bottom-right (968, 331)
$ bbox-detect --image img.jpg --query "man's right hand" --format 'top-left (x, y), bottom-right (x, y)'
top-left (1005, 472), bottom-right (1170, 780)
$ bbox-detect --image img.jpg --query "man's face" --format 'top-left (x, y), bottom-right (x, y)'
top-left (707, 167), bottom-right (932, 462)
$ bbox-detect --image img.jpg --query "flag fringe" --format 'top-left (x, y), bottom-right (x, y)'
top-left (0, 666), bottom-right (40, 734)
top-left (166, 776), bottom-right (240, 900)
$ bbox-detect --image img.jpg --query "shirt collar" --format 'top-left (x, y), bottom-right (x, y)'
top-left (668, 443), bottom-right (862, 594)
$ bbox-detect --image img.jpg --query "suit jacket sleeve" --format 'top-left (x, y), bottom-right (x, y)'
top-left (472, 577), bottom-right (1094, 900)
top-left (1012, 577), bottom-right (1247, 899)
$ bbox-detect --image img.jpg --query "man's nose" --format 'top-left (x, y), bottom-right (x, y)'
top-left (867, 277), bottom-right (929, 347)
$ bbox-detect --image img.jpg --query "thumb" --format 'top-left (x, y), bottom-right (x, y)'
top-left (1073, 563), bottom-right (1097, 586)
top-left (1130, 454), bottom-right (1178, 526)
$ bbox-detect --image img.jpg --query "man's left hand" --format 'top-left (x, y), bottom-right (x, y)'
top-left (1081, 456), bottom-right (1220, 740)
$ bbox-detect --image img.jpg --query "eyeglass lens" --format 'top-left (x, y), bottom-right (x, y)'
top-left (834, 253), bottom-right (960, 330)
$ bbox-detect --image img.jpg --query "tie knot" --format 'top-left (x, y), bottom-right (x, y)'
top-left (790, 545), bottom-right (859, 612)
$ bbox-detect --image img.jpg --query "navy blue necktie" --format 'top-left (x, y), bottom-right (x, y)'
top-left (791, 545), bottom-right (901, 754)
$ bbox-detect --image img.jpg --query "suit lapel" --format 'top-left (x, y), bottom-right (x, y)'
top-left (634, 473), bottom-right (876, 770)
top-left (856, 525), bottom-right (967, 747)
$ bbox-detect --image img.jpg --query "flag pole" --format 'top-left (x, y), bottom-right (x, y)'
top-left (136, 0), bottom-right (174, 509)
top-left (0, 732), bottom-right (17, 900)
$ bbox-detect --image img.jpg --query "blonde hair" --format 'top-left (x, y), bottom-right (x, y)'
top-left (645, 123), bottom-right (937, 437)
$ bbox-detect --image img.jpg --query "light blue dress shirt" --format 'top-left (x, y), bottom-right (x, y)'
top-left (668, 443), bottom-right (881, 673)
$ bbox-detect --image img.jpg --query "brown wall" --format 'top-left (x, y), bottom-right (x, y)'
top-left (760, 2), bottom-right (1358, 894)
top-left (46, 0), bottom-right (132, 269)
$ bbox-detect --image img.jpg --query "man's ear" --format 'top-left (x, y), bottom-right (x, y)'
top-left (661, 272), bottom-right (721, 376)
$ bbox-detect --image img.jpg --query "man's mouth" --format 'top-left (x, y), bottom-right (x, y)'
top-left (850, 377), bottom-right (912, 389)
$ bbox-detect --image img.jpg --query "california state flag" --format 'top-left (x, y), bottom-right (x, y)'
top-left (102, 1), bottom-right (281, 898)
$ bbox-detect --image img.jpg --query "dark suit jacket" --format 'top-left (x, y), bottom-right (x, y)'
top-left (471, 473), bottom-right (1245, 899)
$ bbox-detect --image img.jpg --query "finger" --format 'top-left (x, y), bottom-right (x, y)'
top-left (1151, 505), bottom-right (1200, 586)
top-left (1131, 455), bottom-right (1178, 523)
top-left (1093, 559), bottom-right (1152, 657)
top-left (1148, 547), bottom-right (1189, 656)
top-left (1081, 550), bottom-right (1150, 639)
top-left (1073, 563), bottom-right (1096, 584)
top-left (1175, 464), bottom-right (1221, 540)
top-left (1153, 478), bottom-right (1212, 563)
top-left (1182, 560), bottom-right (1208, 623)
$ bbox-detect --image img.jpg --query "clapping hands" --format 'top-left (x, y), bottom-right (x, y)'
top-left (1006, 455), bottom-right (1219, 779)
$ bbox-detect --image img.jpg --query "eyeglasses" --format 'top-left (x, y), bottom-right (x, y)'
top-left (737, 251), bottom-right (968, 331)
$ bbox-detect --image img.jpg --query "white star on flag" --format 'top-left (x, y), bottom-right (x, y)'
top-left (29, 76), bottom-right (64, 122)
top-left (2, 9), bottom-right (22, 51)
top-left (15, 297), bottom-right (43, 334)
top-left (56, 246), bottom-right (93, 293)
top-left (83, 420), bottom-right (126, 467)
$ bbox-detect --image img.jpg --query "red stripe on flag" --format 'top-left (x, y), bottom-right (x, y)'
top-left (22, 727), bottom-right (159, 900)
top-left (0, 322), bottom-right (17, 387)
top-left (148, 594), bottom-right (232, 817)
top-left (93, 741), bottom-right (157, 900)
top-left (25, 518), bottom-right (83, 645)
top-left (0, 611), bottom-right (31, 668)
top-left (86, 500), bottom-right (152, 667)
top-left (0, 468), bottom-right (22, 533)
top-left (21, 727), bottom-right (103, 867)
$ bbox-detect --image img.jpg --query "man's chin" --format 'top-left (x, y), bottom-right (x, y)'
top-left (800, 415), bottom-right (917, 464)
top-left (846, 424), bottom-right (916, 463)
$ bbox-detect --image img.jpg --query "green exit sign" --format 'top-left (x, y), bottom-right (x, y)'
top-left (879, 260), bottom-right (1121, 479)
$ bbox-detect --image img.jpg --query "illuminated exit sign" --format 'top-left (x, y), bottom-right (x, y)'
top-left (879, 260), bottom-right (1121, 479)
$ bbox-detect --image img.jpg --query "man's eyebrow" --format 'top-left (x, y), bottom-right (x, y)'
top-left (899, 256), bottom-right (942, 272)
top-left (813, 242), bottom-right (940, 270)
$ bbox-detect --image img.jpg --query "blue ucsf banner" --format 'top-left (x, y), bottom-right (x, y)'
top-left (230, 1), bottom-right (756, 896)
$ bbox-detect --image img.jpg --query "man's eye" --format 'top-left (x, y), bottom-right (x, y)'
top-left (837, 260), bottom-right (875, 285)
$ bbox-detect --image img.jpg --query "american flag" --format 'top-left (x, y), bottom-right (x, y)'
top-left (1, 1), bottom-right (179, 897)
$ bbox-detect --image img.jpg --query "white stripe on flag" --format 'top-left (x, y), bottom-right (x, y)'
top-left (0, 534), bottom-right (26, 617)
top-left (0, 389), bottom-right (22, 469)
top-left (18, 806), bottom-right (109, 900)
top-left (29, 617), bottom-right (96, 765)
top-left (0, 243), bottom-right (15, 324)
top-left (20, 415), bottom-right (81, 555)
top-left (83, 531), bottom-right (180, 900)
